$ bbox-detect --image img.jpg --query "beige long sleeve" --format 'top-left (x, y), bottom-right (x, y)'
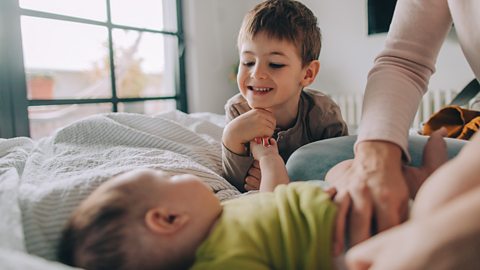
top-left (357, 0), bottom-right (480, 160)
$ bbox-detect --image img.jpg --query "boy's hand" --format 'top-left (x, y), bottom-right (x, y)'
top-left (222, 109), bottom-right (276, 155)
top-left (245, 160), bottom-right (261, 191)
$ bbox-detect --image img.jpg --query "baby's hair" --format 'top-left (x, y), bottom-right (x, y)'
top-left (57, 191), bottom-right (132, 270)
top-left (238, 0), bottom-right (321, 66)
top-left (57, 173), bottom-right (190, 270)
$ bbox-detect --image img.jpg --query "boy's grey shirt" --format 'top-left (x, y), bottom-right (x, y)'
top-left (222, 88), bottom-right (348, 192)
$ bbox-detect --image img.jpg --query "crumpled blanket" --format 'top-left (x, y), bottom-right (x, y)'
top-left (0, 111), bottom-right (239, 269)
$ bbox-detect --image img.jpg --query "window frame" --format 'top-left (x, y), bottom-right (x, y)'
top-left (0, 0), bottom-right (187, 138)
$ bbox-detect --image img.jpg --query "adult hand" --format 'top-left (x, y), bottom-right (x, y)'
top-left (345, 219), bottom-right (430, 270)
top-left (222, 109), bottom-right (276, 155)
top-left (325, 141), bottom-right (409, 253)
top-left (347, 185), bottom-right (480, 270)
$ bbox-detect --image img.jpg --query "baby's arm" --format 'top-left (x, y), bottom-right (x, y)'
top-left (250, 137), bottom-right (290, 192)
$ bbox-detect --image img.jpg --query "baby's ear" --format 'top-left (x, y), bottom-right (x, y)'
top-left (301, 60), bottom-right (320, 87)
top-left (145, 207), bottom-right (189, 235)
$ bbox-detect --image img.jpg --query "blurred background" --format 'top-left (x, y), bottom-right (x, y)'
top-left (0, 0), bottom-right (474, 139)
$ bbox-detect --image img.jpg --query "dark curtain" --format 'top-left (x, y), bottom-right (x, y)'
top-left (367, 0), bottom-right (397, 35)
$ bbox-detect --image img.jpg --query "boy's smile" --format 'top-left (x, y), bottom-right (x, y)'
top-left (237, 31), bottom-right (310, 119)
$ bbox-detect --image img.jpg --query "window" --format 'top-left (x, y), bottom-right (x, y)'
top-left (0, 0), bottom-right (187, 139)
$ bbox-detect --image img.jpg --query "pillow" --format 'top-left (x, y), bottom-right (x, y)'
top-left (286, 135), bottom-right (466, 181)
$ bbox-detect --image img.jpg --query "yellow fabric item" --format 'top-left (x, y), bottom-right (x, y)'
top-left (422, 105), bottom-right (480, 140)
top-left (192, 182), bottom-right (337, 270)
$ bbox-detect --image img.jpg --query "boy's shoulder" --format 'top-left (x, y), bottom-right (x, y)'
top-left (301, 88), bottom-right (348, 136)
top-left (302, 88), bottom-right (345, 115)
top-left (302, 88), bottom-right (338, 108)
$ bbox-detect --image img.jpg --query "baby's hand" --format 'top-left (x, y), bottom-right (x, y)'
top-left (250, 137), bottom-right (279, 160)
top-left (222, 109), bottom-right (276, 155)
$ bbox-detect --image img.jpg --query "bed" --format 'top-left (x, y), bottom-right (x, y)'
top-left (0, 110), bottom-right (241, 269)
top-left (0, 109), bottom-right (468, 269)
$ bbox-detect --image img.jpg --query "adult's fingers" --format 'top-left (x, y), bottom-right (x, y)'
top-left (333, 191), bottom-right (350, 256)
top-left (346, 226), bottom-right (396, 270)
top-left (323, 186), bottom-right (337, 199)
top-left (348, 182), bottom-right (373, 246)
top-left (374, 196), bottom-right (408, 232)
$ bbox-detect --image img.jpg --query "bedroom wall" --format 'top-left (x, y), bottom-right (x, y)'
top-left (183, 0), bottom-right (474, 114)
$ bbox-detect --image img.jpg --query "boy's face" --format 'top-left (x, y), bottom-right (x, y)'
top-left (237, 31), bottom-right (311, 112)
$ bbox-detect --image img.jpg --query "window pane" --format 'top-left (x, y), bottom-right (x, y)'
top-left (113, 30), bottom-right (177, 98)
top-left (21, 17), bottom-right (112, 99)
top-left (19, 0), bottom-right (107, 21)
top-left (28, 103), bottom-right (112, 139)
top-left (110, 0), bottom-right (177, 31)
top-left (118, 100), bottom-right (176, 115)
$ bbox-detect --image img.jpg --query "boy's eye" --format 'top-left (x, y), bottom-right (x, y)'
top-left (242, 61), bottom-right (255, 67)
top-left (269, 63), bottom-right (285, 69)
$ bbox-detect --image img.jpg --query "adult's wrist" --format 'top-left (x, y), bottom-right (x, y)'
top-left (354, 140), bottom-right (403, 173)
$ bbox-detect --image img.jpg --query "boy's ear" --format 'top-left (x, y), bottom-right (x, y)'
top-left (301, 60), bottom-right (320, 87)
top-left (144, 207), bottom-right (189, 235)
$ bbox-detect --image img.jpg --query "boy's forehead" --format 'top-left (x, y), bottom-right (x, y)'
top-left (240, 34), bottom-right (301, 57)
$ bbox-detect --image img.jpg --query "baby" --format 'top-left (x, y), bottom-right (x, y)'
top-left (58, 132), bottom-right (447, 270)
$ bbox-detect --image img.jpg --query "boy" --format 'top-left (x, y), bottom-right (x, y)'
top-left (222, 0), bottom-right (348, 192)
top-left (57, 131), bottom-right (447, 270)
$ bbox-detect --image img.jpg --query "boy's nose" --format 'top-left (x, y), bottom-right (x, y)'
top-left (252, 65), bottom-right (268, 80)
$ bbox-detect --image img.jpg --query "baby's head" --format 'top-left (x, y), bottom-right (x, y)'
top-left (238, 0), bottom-right (321, 67)
top-left (58, 168), bottom-right (222, 270)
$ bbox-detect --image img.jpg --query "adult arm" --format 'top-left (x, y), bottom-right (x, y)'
top-left (330, 0), bottom-right (453, 231)
top-left (346, 128), bottom-right (480, 269)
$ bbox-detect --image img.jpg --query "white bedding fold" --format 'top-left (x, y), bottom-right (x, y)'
top-left (0, 111), bottom-right (238, 269)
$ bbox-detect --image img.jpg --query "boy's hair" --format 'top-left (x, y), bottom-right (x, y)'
top-left (57, 179), bottom-right (190, 270)
top-left (238, 0), bottom-right (321, 66)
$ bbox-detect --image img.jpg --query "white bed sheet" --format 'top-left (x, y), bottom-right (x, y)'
top-left (0, 110), bottom-right (238, 269)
